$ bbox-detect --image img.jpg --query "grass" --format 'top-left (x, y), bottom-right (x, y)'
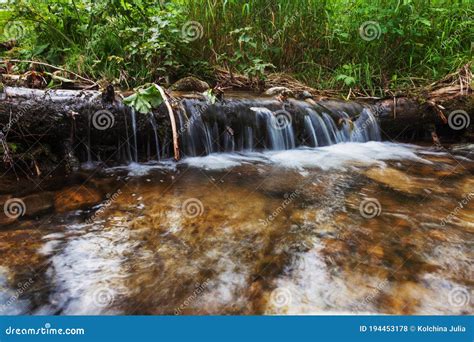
top-left (0, 0), bottom-right (472, 96)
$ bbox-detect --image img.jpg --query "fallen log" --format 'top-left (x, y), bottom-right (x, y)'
top-left (0, 85), bottom-right (472, 174)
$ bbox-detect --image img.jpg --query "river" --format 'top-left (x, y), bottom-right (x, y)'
top-left (0, 142), bottom-right (472, 315)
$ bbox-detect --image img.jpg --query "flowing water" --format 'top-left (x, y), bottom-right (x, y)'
top-left (0, 98), bottom-right (472, 315)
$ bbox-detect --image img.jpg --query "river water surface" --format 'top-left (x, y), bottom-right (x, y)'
top-left (0, 142), bottom-right (472, 315)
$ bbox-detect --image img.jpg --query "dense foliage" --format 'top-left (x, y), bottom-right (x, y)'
top-left (0, 0), bottom-right (472, 95)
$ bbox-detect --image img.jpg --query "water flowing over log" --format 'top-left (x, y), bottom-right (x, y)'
top-left (0, 86), bottom-right (472, 172)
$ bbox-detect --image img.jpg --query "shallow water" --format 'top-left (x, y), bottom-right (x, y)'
top-left (0, 142), bottom-right (473, 315)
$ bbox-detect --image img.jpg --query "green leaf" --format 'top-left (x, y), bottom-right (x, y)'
top-left (203, 89), bottom-right (216, 104)
top-left (344, 76), bottom-right (356, 86)
top-left (418, 18), bottom-right (431, 27)
top-left (123, 85), bottom-right (164, 114)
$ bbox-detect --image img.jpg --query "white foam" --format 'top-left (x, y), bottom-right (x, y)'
top-left (180, 142), bottom-right (430, 171)
top-left (108, 161), bottom-right (176, 176)
top-left (181, 153), bottom-right (268, 170)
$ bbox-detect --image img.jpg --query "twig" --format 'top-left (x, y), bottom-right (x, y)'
top-left (154, 84), bottom-right (180, 161)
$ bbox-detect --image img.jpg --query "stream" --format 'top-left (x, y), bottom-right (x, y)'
top-left (0, 141), bottom-right (472, 315)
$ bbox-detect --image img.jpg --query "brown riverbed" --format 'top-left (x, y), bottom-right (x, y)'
top-left (0, 142), bottom-right (472, 315)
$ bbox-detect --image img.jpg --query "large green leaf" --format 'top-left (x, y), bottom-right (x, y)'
top-left (123, 85), bottom-right (164, 114)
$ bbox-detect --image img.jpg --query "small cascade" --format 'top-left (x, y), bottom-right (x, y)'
top-left (123, 109), bottom-right (133, 162)
top-left (306, 108), bottom-right (332, 146)
top-left (130, 108), bottom-right (138, 162)
top-left (253, 107), bottom-right (288, 150)
top-left (149, 114), bottom-right (161, 161)
top-left (86, 107), bottom-right (93, 163)
top-left (175, 98), bottom-right (381, 157)
top-left (114, 97), bottom-right (381, 162)
top-left (304, 115), bottom-right (318, 147)
top-left (244, 126), bottom-right (254, 151)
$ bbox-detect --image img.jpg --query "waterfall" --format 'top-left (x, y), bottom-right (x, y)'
top-left (173, 98), bottom-right (381, 157)
top-left (305, 109), bottom-right (332, 146)
top-left (119, 98), bottom-right (381, 161)
top-left (123, 109), bottom-right (133, 162)
top-left (149, 114), bottom-right (161, 161)
top-left (304, 115), bottom-right (318, 147)
top-left (86, 106), bottom-right (92, 163)
top-left (130, 108), bottom-right (138, 162)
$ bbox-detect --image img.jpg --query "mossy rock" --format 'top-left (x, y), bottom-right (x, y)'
top-left (170, 76), bottom-right (210, 92)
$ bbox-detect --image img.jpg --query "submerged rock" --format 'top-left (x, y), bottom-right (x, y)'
top-left (0, 195), bottom-right (16, 226)
top-left (170, 76), bottom-right (210, 92)
top-left (22, 192), bottom-right (55, 217)
top-left (365, 167), bottom-right (438, 195)
top-left (54, 186), bottom-right (102, 213)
